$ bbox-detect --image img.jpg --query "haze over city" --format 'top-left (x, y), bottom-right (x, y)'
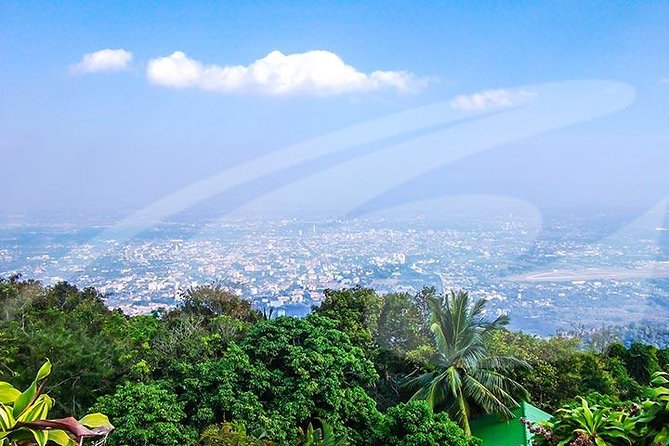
top-left (1, 1), bottom-right (668, 338)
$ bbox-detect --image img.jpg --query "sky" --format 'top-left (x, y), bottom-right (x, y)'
top-left (1, 1), bottom-right (668, 223)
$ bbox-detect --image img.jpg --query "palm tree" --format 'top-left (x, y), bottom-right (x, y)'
top-left (408, 290), bottom-right (530, 435)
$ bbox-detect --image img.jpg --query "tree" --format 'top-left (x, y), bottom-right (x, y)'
top-left (408, 290), bottom-right (529, 435)
top-left (624, 343), bottom-right (660, 385)
top-left (148, 285), bottom-right (260, 377)
top-left (177, 316), bottom-right (382, 445)
top-left (92, 381), bottom-right (197, 446)
top-left (486, 330), bottom-right (650, 412)
top-left (376, 292), bottom-right (427, 355)
top-left (312, 287), bottom-right (382, 350)
top-left (373, 401), bottom-right (478, 446)
top-left (176, 285), bottom-right (261, 323)
top-left (1, 281), bottom-right (128, 417)
top-left (372, 292), bottom-right (432, 410)
top-left (486, 330), bottom-right (584, 411)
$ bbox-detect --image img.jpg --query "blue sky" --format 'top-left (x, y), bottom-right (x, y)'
top-left (1, 1), bottom-right (668, 221)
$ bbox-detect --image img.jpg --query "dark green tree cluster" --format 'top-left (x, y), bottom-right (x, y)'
top-left (485, 330), bottom-right (669, 413)
top-left (0, 278), bottom-right (479, 445)
top-left (528, 372), bottom-right (669, 445)
top-left (2, 275), bottom-right (666, 446)
top-left (0, 275), bottom-right (132, 415)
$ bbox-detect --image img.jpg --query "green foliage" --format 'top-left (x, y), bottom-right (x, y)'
top-left (376, 292), bottom-right (427, 355)
top-left (371, 292), bottom-right (433, 410)
top-left (486, 331), bottom-right (653, 412)
top-left (312, 287), bottom-right (382, 350)
top-left (3, 275), bottom-right (667, 446)
top-left (0, 280), bottom-right (131, 417)
top-left (296, 419), bottom-right (348, 446)
top-left (178, 285), bottom-right (262, 323)
top-left (92, 381), bottom-right (196, 446)
top-left (531, 372), bottom-right (669, 446)
top-left (0, 360), bottom-right (113, 446)
top-left (199, 422), bottom-right (276, 446)
top-left (373, 401), bottom-right (479, 446)
top-left (408, 291), bottom-right (529, 435)
top-left (607, 342), bottom-right (661, 385)
top-left (557, 398), bottom-right (630, 445)
top-left (178, 316), bottom-right (381, 445)
top-left (148, 286), bottom-right (260, 377)
top-left (636, 372), bottom-right (669, 445)
top-left (174, 344), bottom-right (266, 430)
top-left (151, 313), bottom-right (232, 376)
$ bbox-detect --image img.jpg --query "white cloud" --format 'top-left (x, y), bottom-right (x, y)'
top-left (450, 89), bottom-right (536, 111)
top-left (70, 49), bottom-right (133, 74)
top-left (146, 50), bottom-right (427, 95)
top-left (661, 78), bottom-right (669, 85)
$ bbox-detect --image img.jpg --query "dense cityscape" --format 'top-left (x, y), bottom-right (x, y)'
top-left (2, 213), bottom-right (667, 337)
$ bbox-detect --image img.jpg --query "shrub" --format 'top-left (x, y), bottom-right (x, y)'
top-left (92, 381), bottom-right (196, 446)
top-left (374, 401), bottom-right (479, 446)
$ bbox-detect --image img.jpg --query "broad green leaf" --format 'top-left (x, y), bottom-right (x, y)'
top-left (12, 381), bottom-right (36, 417)
top-left (0, 383), bottom-right (20, 405)
top-left (35, 360), bottom-right (51, 381)
top-left (28, 428), bottom-right (48, 446)
top-left (79, 412), bottom-right (112, 428)
top-left (16, 397), bottom-right (50, 422)
top-left (48, 429), bottom-right (77, 446)
top-left (651, 372), bottom-right (668, 385)
top-left (6, 428), bottom-right (39, 443)
top-left (0, 404), bottom-right (16, 431)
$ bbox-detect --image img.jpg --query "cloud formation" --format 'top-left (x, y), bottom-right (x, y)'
top-left (450, 89), bottom-right (536, 111)
top-left (70, 49), bottom-right (133, 74)
top-left (661, 78), bottom-right (669, 85)
top-left (146, 50), bottom-right (426, 95)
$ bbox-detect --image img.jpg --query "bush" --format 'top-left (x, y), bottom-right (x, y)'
top-left (200, 422), bottom-right (276, 446)
top-left (374, 401), bottom-right (479, 446)
top-left (92, 381), bottom-right (197, 446)
top-left (177, 316), bottom-right (381, 445)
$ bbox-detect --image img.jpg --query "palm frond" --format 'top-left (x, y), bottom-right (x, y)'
top-left (413, 289), bottom-right (530, 430)
top-left (477, 355), bottom-right (531, 373)
top-left (462, 373), bottom-right (516, 418)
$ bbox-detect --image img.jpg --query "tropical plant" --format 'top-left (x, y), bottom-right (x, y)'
top-left (635, 371), bottom-right (669, 445)
top-left (177, 285), bottom-right (261, 323)
top-left (554, 398), bottom-right (630, 446)
top-left (0, 360), bottom-right (113, 446)
top-left (529, 373), bottom-right (669, 446)
top-left (199, 422), bottom-right (276, 446)
top-left (407, 290), bottom-right (530, 434)
top-left (296, 420), bottom-right (347, 446)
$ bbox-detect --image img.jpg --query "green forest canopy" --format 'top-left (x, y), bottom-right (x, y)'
top-left (1, 275), bottom-right (668, 446)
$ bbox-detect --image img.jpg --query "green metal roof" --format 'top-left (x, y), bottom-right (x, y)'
top-left (470, 402), bottom-right (552, 446)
